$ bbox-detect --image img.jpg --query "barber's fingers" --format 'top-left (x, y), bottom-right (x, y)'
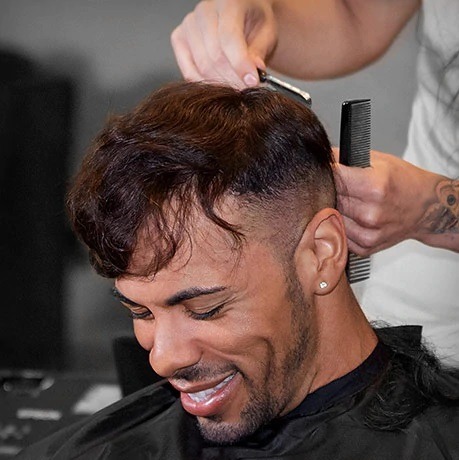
top-left (342, 216), bottom-right (390, 256)
top-left (335, 163), bottom-right (379, 200)
top-left (337, 194), bottom-right (384, 229)
top-left (171, 0), bottom-right (277, 87)
top-left (217, 0), bottom-right (277, 85)
top-left (174, 9), bottom-right (226, 84)
top-left (172, 2), bottom-right (250, 86)
top-left (338, 193), bottom-right (391, 255)
top-left (195, 2), bottom-right (247, 86)
top-left (171, 23), bottom-right (203, 82)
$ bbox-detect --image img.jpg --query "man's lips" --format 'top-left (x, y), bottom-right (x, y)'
top-left (170, 372), bottom-right (241, 418)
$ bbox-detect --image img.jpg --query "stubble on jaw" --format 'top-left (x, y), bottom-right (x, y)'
top-left (196, 272), bottom-right (315, 445)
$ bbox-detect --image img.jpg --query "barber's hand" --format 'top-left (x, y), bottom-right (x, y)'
top-left (334, 149), bottom-right (444, 256)
top-left (171, 0), bottom-right (278, 88)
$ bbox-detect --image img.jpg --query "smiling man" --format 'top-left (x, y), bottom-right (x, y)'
top-left (17, 82), bottom-right (459, 459)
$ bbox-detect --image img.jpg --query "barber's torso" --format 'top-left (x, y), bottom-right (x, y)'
top-left (359, 0), bottom-right (459, 365)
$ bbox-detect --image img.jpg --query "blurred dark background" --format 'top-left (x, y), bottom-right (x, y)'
top-left (0, 0), bottom-right (419, 378)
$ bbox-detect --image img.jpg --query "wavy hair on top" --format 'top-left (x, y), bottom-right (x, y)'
top-left (67, 82), bottom-right (336, 278)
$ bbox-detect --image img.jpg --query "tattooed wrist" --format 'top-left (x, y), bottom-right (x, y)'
top-left (419, 179), bottom-right (459, 234)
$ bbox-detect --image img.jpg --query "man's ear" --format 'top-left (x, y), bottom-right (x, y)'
top-left (294, 208), bottom-right (348, 295)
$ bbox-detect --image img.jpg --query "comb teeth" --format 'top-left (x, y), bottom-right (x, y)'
top-left (339, 99), bottom-right (372, 284)
top-left (346, 254), bottom-right (371, 284)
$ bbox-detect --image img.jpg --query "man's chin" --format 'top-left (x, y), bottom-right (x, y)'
top-left (197, 417), bottom-right (257, 445)
top-left (195, 382), bottom-right (280, 444)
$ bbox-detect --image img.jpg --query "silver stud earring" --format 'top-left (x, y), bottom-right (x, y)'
top-left (319, 281), bottom-right (328, 289)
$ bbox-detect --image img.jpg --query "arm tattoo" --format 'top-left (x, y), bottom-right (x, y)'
top-left (419, 179), bottom-right (459, 234)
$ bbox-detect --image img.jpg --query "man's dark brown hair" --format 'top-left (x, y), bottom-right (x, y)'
top-left (67, 82), bottom-right (336, 278)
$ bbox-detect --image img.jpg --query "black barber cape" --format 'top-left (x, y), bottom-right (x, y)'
top-left (16, 327), bottom-right (459, 459)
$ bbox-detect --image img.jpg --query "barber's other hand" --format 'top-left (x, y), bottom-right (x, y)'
top-left (334, 149), bottom-right (443, 256)
top-left (171, 0), bottom-right (277, 88)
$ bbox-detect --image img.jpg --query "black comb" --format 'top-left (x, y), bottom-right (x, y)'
top-left (339, 99), bottom-right (372, 283)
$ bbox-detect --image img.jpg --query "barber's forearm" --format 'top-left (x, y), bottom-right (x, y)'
top-left (416, 177), bottom-right (459, 252)
top-left (268, 0), bottom-right (421, 79)
top-left (335, 151), bottom-right (458, 256)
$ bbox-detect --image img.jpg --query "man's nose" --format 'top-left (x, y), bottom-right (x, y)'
top-left (146, 317), bottom-right (201, 378)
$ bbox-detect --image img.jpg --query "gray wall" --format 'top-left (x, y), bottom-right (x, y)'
top-left (0, 1), bottom-right (420, 375)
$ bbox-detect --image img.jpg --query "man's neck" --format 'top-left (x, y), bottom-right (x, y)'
top-left (310, 279), bottom-right (378, 393)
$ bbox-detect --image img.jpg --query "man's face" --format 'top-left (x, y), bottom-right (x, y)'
top-left (115, 211), bottom-right (319, 444)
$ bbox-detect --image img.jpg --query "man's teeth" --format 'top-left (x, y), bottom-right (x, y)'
top-left (187, 374), bottom-right (235, 403)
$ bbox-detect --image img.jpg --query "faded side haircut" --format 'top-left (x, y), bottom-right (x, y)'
top-left (67, 82), bottom-right (336, 278)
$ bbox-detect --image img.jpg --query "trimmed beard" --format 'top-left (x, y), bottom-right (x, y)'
top-left (196, 271), bottom-right (314, 444)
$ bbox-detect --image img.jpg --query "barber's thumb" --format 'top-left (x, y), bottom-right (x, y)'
top-left (241, 56), bottom-right (265, 87)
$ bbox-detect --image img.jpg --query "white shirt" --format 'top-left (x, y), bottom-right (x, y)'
top-left (357, 0), bottom-right (459, 364)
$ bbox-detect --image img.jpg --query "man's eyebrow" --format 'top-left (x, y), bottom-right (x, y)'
top-left (111, 286), bottom-right (227, 308)
top-left (165, 286), bottom-right (227, 306)
top-left (111, 287), bottom-right (144, 307)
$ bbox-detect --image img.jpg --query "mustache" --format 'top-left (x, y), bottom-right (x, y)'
top-left (171, 363), bottom-right (238, 382)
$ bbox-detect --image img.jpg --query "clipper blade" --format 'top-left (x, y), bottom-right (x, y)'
top-left (258, 69), bottom-right (312, 107)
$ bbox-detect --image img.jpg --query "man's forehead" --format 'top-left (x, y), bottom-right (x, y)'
top-left (127, 215), bottom-right (240, 277)
top-left (127, 196), bottom-right (255, 272)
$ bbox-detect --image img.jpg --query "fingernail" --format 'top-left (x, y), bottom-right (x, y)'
top-left (243, 73), bottom-right (258, 87)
